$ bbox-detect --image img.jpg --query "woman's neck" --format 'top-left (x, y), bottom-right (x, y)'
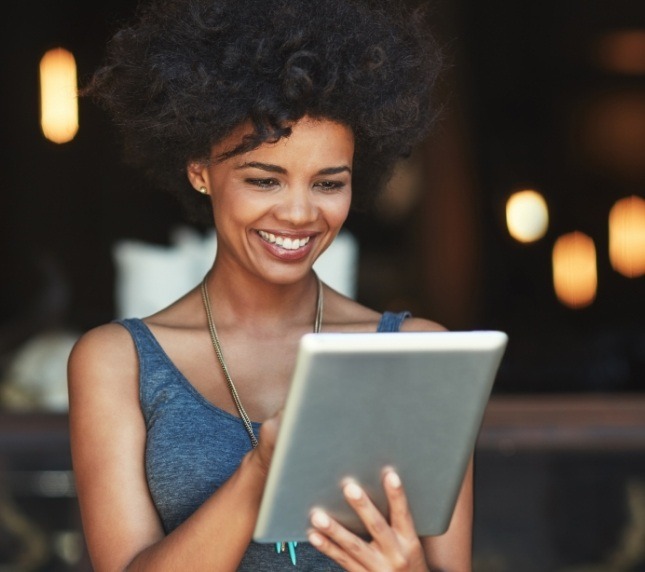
top-left (203, 264), bottom-right (321, 331)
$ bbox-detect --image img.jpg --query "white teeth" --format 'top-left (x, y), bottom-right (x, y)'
top-left (258, 230), bottom-right (277, 243)
top-left (258, 231), bottom-right (310, 250)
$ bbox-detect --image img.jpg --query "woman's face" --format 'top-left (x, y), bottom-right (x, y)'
top-left (189, 117), bottom-right (354, 285)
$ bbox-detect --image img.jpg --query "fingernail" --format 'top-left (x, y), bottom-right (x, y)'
top-left (344, 482), bottom-right (363, 500)
top-left (311, 510), bottom-right (331, 528)
top-left (386, 471), bottom-right (402, 489)
top-left (308, 531), bottom-right (323, 546)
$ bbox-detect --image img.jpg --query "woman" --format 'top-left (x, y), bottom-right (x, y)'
top-left (67, 0), bottom-right (473, 570)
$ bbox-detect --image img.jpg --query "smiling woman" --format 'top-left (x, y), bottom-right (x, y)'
top-left (186, 118), bottom-right (353, 283)
top-left (65, 1), bottom-right (472, 571)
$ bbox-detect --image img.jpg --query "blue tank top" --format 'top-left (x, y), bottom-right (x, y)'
top-left (116, 310), bottom-right (410, 571)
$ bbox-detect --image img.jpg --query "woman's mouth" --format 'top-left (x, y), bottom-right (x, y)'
top-left (257, 230), bottom-right (311, 251)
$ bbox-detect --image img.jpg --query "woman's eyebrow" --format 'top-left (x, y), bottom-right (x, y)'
top-left (236, 161), bottom-right (286, 174)
top-left (236, 161), bottom-right (351, 175)
top-left (317, 166), bottom-right (352, 175)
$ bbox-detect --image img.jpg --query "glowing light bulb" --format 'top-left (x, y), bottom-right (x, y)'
top-left (506, 190), bottom-right (549, 243)
top-left (40, 47), bottom-right (78, 144)
top-left (552, 231), bottom-right (597, 309)
top-left (609, 195), bottom-right (645, 278)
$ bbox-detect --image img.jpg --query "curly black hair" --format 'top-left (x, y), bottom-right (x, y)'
top-left (83, 0), bottom-right (444, 224)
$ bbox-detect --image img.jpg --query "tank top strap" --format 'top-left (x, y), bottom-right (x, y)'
top-left (376, 310), bottom-right (411, 332)
top-left (112, 318), bottom-right (167, 387)
top-left (114, 317), bottom-right (155, 352)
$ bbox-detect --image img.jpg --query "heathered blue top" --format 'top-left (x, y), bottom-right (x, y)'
top-left (116, 310), bottom-right (410, 571)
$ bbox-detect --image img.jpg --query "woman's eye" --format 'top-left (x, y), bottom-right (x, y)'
top-left (314, 180), bottom-right (345, 192)
top-left (247, 178), bottom-right (279, 189)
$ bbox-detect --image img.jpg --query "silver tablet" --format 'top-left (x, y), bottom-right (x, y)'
top-left (253, 330), bottom-right (508, 543)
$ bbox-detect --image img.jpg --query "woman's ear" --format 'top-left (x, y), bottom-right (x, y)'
top-left (186, 161), bottom-right (209, 194)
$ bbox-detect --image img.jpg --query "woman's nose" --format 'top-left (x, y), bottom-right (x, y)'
top-left (274, 187), bottom-right (317, 225)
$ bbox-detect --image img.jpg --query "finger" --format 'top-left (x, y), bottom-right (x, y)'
top-left (261, 408), bottom-right (283, 441)
top-left (254, 411), bottom-right (283, 471)
top-left (382, 468), bottom-right (417, 535)
top-left (307, 528), bottom-right (366, 572)
top-left (309, 510), bottom-right (372, 571)
top-left (341, 481), bottom-right (401, 554)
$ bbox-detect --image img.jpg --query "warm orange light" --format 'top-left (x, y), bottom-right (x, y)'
top-left (609, 195), bottom-right (645, 277)
top-left (552, 232), bottom-right (597, 309)
top-left (597, 29), bottom-right (645, 75)
top-left (39, 47), bottom-right (78, 144)
top-left (506, 189), bottom-right (549, 243)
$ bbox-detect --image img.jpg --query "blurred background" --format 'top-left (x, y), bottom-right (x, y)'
top-left (0, 0), bottom-right (644, 570)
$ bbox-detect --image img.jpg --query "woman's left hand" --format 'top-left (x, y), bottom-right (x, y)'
top-left (307, 468), bottom-right (429, 571)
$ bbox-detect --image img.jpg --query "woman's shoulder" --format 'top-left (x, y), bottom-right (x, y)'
top-left (67, 322), bottom-right (138, 393)
top-left (323, 289), bottom-right (380, 331)
top-left (324, 287), bottom-right (446, 333)
top-left (67, 321), bottom-right (143, 434)
top-left (70, 321), bottom-right (134, 359)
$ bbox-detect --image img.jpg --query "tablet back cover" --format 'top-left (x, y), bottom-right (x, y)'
top-left (253, 330), bottom-right (507, 542)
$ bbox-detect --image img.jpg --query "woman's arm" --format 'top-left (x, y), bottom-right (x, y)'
top-left (422, 456), bottom-right (474, 571)
top-left (407, 317), bottom-right (474, 570)
top-left (68, 324), bottom-right (276, 572)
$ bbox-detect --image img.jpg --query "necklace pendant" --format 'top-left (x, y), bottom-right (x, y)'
top-left (275, 541), bottom-right (298, 565)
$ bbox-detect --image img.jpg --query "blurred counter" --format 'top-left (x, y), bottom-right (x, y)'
top-left (479, 393), bottom-right (645, 451)
top-left (1, 395), bottom-right (645, 571)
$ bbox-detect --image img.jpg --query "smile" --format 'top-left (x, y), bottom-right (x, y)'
top-left (258, 230), bottom-right (311, 250)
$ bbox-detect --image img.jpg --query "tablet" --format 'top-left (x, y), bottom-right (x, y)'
top-left (253, 329), bottom-right (508, 543)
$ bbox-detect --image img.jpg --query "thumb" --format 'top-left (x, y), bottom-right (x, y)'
top-left (255, 409), bottom-right (283, 470)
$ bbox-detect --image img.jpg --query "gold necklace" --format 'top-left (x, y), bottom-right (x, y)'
top-left (201, 274), bottom-right (322, 565)
top-left (200, 274), bottom-right (324, 448)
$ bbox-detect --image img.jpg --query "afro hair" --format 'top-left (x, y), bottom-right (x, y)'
top-left (84, 0), bottom-right (445, 224)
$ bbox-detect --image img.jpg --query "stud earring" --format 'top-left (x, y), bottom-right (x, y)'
top-left (197, 186), bottom-right (208, 195)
